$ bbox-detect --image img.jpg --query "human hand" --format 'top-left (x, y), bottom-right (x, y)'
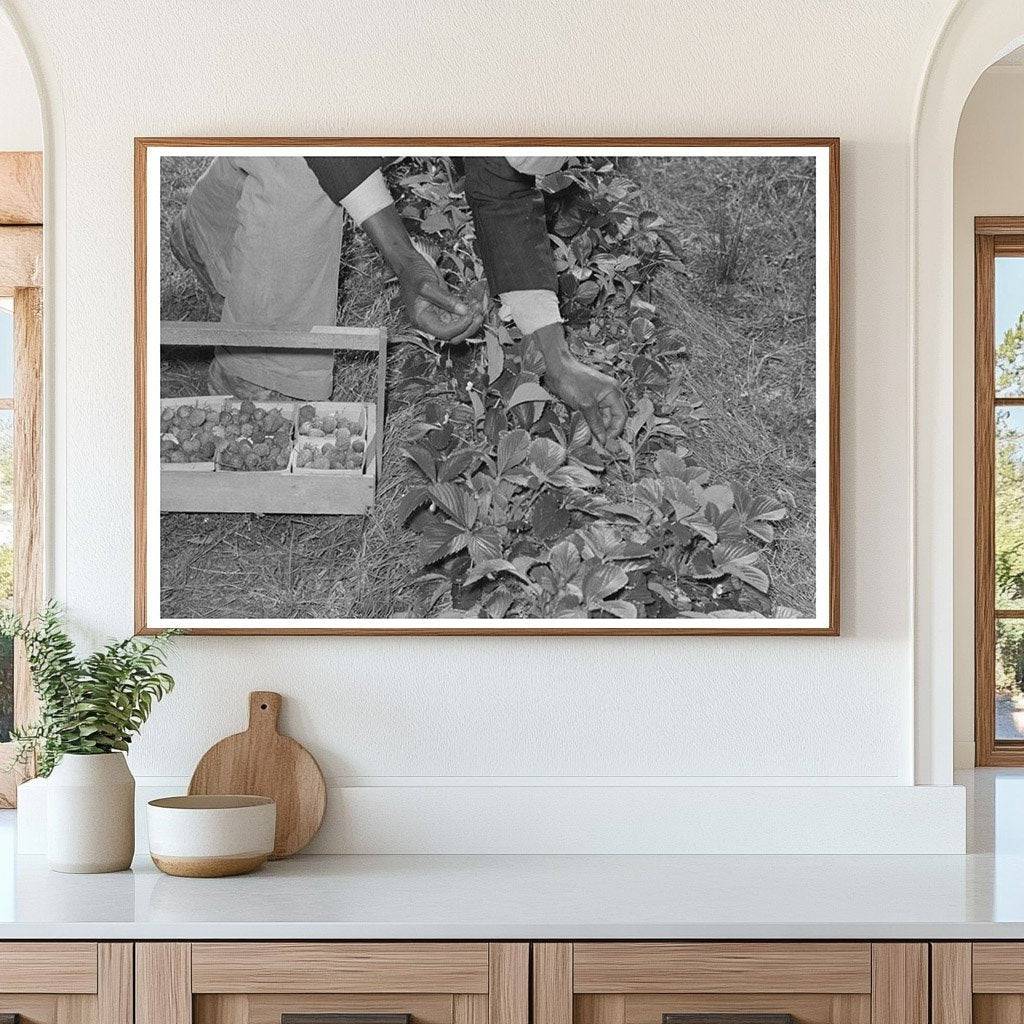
top-left (361, 203), bottom-right (485, 344)
top-left (530, 323), bottom-right (626, 446)
top-left (397, 256), bottom-right (484, 344)
top-left (544, 356), bottom-right (627, 446)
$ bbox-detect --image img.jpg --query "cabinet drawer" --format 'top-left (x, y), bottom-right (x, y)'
top-left (0, 942), bottom-right (98, 993)
top-left (572, 943), bottom-right (872, 994)
top-left (139, 942), bottom-right (528, 1024)
top-left (191, 943), bottom-right (490, 993)
top-left (973, 943), bottom-right (1024, 992)
top-left (535, 943), bottom-right (926, 1024)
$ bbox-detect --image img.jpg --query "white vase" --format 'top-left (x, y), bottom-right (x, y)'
top-left (46, 752), bottom-right (135, 873)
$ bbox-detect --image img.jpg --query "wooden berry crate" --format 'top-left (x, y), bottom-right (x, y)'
top-left (158, 322), bottom-right (385, 515)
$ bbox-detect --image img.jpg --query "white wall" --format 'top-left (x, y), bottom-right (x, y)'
top-left (952, 65), bottom-right (1024, 768)
top-left (0, 8), bottom-right (40, 150)
top-left (1, 0), bottom-right (973, 851)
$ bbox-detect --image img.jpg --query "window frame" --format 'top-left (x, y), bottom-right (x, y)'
top-left (0, 151), bottom-right (43, 806)
top-left (975, 217), bottom-right (1024, 765)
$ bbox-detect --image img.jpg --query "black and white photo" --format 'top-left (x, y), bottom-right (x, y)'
top-left (136, 141), bottom-right (838, 634)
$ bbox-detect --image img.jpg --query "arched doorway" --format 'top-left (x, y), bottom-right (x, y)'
top-left (914, 0), bottom-right (1024, 785)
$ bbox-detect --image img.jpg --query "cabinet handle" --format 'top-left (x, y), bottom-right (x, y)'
top-left (283, 1016), bottom-right (411, 1024)
top-left (664, 1016), bottom-right (796, 1024)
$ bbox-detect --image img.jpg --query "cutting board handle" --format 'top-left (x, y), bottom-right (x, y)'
top-left (248, 691), bottom-right (282, 734)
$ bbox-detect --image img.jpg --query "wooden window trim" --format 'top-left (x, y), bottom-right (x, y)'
top-left (0, 151), bottom-right (43, 807)
top-left (975, 217), bottom-right (1024, 765)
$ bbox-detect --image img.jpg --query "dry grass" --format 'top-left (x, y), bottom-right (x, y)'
top-left (158, 155), bottom-right (818, 619)
top-left (630, 157), bottom-right (817, 613)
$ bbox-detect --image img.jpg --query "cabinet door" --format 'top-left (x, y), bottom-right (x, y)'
top-left (0, 942), bottom-right (132, 1024)
top-left (534, 943), bottom-right (928, 1024)
top-left (137, 943), bottom-right (528, 1024)
top-left (935, 943), bottom-right (1024, 1024)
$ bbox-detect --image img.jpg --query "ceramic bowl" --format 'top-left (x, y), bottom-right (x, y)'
top-left (147, 795), bottom-right (276, 877)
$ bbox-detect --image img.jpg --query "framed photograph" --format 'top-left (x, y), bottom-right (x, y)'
top-left (135, 138), bottom-right (839, 635)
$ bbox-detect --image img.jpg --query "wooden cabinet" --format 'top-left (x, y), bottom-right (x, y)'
top-left (136, 943), bottom-right (528, 1024)
top-left (0, 938), bottom-right (946, 1024)
top-left (0, 943), bottom-right (132, 1024)
top-left (532, 943), bottom-right (929, 1024)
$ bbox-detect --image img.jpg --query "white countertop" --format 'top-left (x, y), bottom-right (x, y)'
top-left (1, 769), bottom-right (1022, 941)
top-left (0, 848), bottom-right (1023, 940)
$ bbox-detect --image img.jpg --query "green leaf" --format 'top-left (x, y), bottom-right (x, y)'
top-left (629, 317), bottom-right (655, 344)
top-left (654, 450), bottom-right (689, 480)
top-left (485, 587), bottom-right (516, 619)
top-left (496, 429), bottom-right (530, 476)
top-left (419, 519), bottom-right (469, 564)
top-left (464, 559), bottom-right (531, 588)
top-left (745, 521), bottom-right (775, 544)
top-left (581, 560), bottom-right (629, 607)
top-left (397, 486), bottom-right (431, 525)
top-left (549, 465), bottom-right (601, 489)
top-left (6, 603), bottom-right (177, 776)
top-left (485, 331), bottom-right (505, 385)
top-left (701, 484), bottom-right (735, 510)
top-left (531, 492), bottom-right (571, 540)
top-left (466, 527), bottom-right (502, 564)
top-left (404, 445), bottom-right (438, 482)
top-left (507, 382), bottom-right (553, 409)
top-left (725, 562), bottom-right (771, 594)
top-left (624, 396), bottom-right (655, 442)
top-left (438, 449), bottom-right (483, 483)
top-left (750, 495), bottom-right (788, 521)
top-left (429, 482), bottom-right (477, 529)
top-left (528, 437), bottom-right (567, 477)
top-left (600, 599), bottom-right (638, 619)
top-left (549, 539), bottom-right (582, 585)
top-left (468, 389), bottom-right (485, 424)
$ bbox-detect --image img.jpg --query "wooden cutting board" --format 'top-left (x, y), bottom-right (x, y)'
top-left (188, 691), bottom-right (326, 859)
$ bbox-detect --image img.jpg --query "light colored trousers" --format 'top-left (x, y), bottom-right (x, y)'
top-left (183, 156), bottom-right (343, 399)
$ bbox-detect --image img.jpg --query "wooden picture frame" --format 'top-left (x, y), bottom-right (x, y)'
top-left (135, 138), bottom-right (840, 636)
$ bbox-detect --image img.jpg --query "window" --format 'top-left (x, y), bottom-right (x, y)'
top-left (0, 286), bottom-right (42, 805)
top-left (0, 150), bottom-right (43, 805)
top-left (975, 220), bottom-right (1024, 764)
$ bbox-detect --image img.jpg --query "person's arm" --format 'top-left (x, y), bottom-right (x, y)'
top-left (305, 158), bottom-right (481, 342)
top-left (465, 157), bottom-right (626, 444)
top-left (361, 203), bottom-right (482, 343)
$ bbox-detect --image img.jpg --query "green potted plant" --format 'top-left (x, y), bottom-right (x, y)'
top-left (3, 604), bottom-right (177, 873)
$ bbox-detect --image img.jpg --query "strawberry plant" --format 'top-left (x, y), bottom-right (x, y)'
top-left (386, 157), bottom-right (792, 620)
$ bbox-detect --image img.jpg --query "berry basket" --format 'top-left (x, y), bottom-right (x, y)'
top-left (293, 401), bottom-right (369, 476)
top-left (158, 395), bottom-right (227, 472)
